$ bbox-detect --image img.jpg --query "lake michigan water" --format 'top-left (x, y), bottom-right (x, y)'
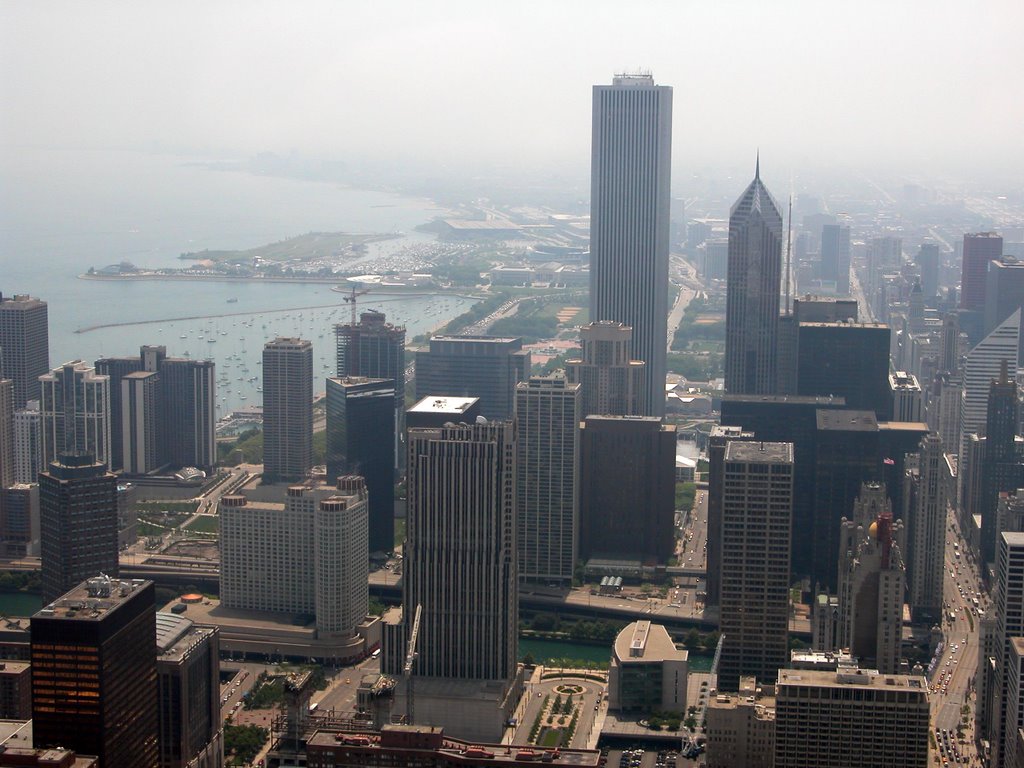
top-left (0, 148), bottom-right (474, 413)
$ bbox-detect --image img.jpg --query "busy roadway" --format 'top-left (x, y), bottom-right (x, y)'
top-left (930, 504), bottom-right (986, 766)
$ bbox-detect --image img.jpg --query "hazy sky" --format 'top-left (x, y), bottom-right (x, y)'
top-left (2, 1), bottom-right (1022, 179)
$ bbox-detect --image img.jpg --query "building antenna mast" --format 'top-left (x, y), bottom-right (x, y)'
top-left (785, 195), bottom-right (793, 315)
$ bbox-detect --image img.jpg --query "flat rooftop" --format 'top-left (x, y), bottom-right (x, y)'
top-left (36, 577), bottom-right (151, 621)
top-left (724, 441), bottom-right (793, 463)
top-left (777, 667), bottom-right (927, 693)
top-left (430, 334), bottom-right (521, 344)
top-left (816, 409), bottom-right (878, 432)
top-left (1012, 637), bottom-right (1024, 658)
top-left (799, 321), bottom-right (889, 330)
top-left (307, 725), bottom-right (600, 765)
top-left (722, 394), bottom-right (847, 407)
top-left (614, 620), bottom-right (688, 663)
top-left (0, 661), bottom-right (30, 676)
top-left (408, 396), bottom-right (480, 415)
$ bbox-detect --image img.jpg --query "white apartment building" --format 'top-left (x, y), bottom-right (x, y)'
top-left (220, 477), bottom-right (369, 638)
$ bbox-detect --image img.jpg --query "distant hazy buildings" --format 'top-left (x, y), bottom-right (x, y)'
top-left (578, 415), bottom-right (675, 564)
top-left (590, 73), bottom-right (672, 416)
top-left (718, 441), bottom-right (793, 692)
top-left (31, 577), bottom-right (158, 767)
top-left (39, 453), bottom-right (118, 603)
top-left (325, 376), bottom-right (395, 554)
top-left (39, 361), bottom-right (111, 470)
top-left (986, 257), bottom-right (1024, 359)
top-left (917, 242), bottom-right (940, 300)
top-left (725, 161), bottom-right (784, 395)
top-left (564, 321), bottom-right (646, 416)
top-left (960, 232), bottom-right (1003, 311)
top-left (0, 293), bottom-right (49, 410)
top-left (413, 336), bottom-right (529, 420)
top-left (515, 377), bottom-right (580, 584)
top-left (820, 223), bottom-right (851, 295)
top-left (262, 337), bottom-right (313, 483)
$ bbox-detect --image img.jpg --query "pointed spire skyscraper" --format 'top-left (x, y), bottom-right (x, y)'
top-left (724, 159), bottom-right (784, 395)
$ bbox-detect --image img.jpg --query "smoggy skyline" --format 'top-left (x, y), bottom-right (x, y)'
top-left (2, 1), bottom-right (1023, 183)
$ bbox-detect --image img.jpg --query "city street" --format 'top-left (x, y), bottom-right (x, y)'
top-left (930, 505), bottom-right (985, 766)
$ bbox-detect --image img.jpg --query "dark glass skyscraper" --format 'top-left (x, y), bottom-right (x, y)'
top-left (325, 376), bottom-right (396, 554)
top-left (820, 223), bottom-right (851, 295)
top-left (724, 160), bottom-right (784, 395)
top-left (960, 232), bottom-right (1002, 311)
top-left (590, 74), bottom-right (672, 417)
top-left (335, 310), bottom-right (406, 464)
top-left (981, 361), bottom-right (1021, 565)
top-left (578, 415), bottom-right (676, 563)
top-left (796, 321), bottom-right (892, 420)
top-left (31, 577), bottom-right (158, 767)
top-left (403, 421), bottom-right (517, 681)
top-left (39, 453), bottom-right (118, 603)
top-left (413, 335), bottom-right (529, 420)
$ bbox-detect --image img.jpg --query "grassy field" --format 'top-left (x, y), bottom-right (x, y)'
top-left (185, 515), bottom-right (219, 534)
top-left (181, 231), bottom-right (393, 264)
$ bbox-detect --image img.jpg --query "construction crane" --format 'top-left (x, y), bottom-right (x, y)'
top-left (342, 285), bottom-right (371, 327)
top-left (404, 603), bottom-right (422, 725)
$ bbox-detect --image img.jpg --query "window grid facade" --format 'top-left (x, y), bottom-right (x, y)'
top-left (514, 377), bottom-right (579, 584)
top-left (718, 441), bottom-right (793, 692)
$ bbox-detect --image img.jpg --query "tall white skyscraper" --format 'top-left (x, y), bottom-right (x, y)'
top-left (219, 477), bottom-right (369, 639)
top-left (39, 361), bottom-right (111, 470)
top-left (590, 73), bottom-right (672, 417)
top-left (514, 376), bottom-right (580, 584)
top-left (959, 308), bottom-right (1020, 494)
top-left (262, 338), bottom-right (313, 483)
top-left (724, 160), bottom-right (784, 395)
top-left (13, 399), bottom-right (42, 484)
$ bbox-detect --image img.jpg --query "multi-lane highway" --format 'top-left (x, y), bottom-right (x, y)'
top-left (930, 503), bottom-right (985, 766)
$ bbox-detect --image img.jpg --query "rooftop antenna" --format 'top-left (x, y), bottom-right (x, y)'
top-left (785, 194), bottom-right (793, 315)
